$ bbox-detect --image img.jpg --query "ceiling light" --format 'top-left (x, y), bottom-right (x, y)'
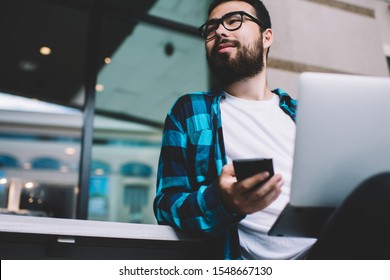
top-left (104, 57), bottom-right (111, 64)
top-left (95, 168), bottom-right (105, 176)
top-left (64, 147), bottom-right (76, 156)
top-left (95, 84), bottom-right (105, 92)
top-left (40, 46), bottom-right (52, 55)
top-left (25, 182), bottom-right (35, 189)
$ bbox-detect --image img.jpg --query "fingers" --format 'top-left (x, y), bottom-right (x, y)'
top-left (251, 179), bottom-right (282, 210)
top-left (244, 190), bottom-right (280, 214)
top-left (239, 171), bottom-right (272, 192)
top-left (222, 163), bottom-right (274, 192)
top-left (252, 173), bottom-right (283, 196)
top-left (238, 175), bottom-right (283, 214)
top-left (218, 167), bottom-right (284, 215)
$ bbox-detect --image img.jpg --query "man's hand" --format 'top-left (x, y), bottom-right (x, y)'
top-left (218, 163), bottom-right (283, 215)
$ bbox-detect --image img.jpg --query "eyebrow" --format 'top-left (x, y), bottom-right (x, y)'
top-left (207, 10), bottom-right (246, 21)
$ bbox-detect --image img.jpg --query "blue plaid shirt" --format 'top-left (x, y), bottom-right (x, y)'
top-left (154, 88), bottom-right (297, 259)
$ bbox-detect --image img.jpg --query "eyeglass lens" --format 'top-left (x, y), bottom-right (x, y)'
top-left (204, 12), bottom-right (243, 39)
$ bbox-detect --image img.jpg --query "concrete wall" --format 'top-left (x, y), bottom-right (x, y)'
top-left (262, 0), bottom-right (390, 98)
top-left (374, 0), bottom-right (390, 56)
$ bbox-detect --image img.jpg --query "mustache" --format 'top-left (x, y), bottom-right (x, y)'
top-left (211, 39), bottom-right (240, 55)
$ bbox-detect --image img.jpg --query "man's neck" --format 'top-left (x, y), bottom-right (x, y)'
top-left (222, 70), bottom-right (272, 101)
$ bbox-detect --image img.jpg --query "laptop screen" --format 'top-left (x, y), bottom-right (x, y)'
top-left (289, 72), bottom-right (390, 207)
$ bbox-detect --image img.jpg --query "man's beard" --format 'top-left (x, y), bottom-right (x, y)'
top-left (206, 37), bottom-right (265, 86)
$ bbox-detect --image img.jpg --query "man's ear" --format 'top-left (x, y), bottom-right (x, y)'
top-left (263, 28), bottom-right (273, 49)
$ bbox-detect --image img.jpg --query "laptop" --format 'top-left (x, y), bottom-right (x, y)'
top-left (268, 72), bottom-right (390, 238)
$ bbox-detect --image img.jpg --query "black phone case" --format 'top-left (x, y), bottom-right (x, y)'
top-left (233, 158), bottom-right (274, 183)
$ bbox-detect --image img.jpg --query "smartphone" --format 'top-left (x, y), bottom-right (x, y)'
top-left (233, 158), bottom-right (274, 187)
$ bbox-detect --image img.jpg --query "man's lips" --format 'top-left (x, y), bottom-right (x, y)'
top-left (212, 40), bottom-right (239, 55)
top-left (217, 43), bottom-right (235, 52)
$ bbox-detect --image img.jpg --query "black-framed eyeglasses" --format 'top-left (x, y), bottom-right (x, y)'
top-left (198, 11), bottom-right (264, 40)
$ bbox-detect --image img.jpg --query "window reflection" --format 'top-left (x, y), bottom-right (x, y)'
top-left (89, 130), bottom-right (161, 223)
top-left (0, 94), bottom-right (82, 218)
top-left (0, 0), bottom-right (209, 224)
top-left (0, 0), bottom-right (87, 219)
top-left (0, 154), bottom-right (21, 169)
top-left (89, 12), bottom-right (208, 224)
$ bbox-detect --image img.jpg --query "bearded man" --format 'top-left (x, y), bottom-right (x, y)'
top-left (153, 0), bottom-right (390, 260)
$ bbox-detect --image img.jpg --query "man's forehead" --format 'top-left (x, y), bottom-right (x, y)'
top-left (208, 1), bottom-right (255, 20)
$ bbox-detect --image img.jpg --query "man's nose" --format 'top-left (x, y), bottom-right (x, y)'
top-left (215, 23), bottom-right (229, 38)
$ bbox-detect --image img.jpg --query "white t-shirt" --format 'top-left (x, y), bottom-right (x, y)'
top-left (220, 92), bottom-right (316, 259)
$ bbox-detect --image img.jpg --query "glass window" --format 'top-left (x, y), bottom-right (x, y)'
top-left (0, 154), bottom-right (21, 168)
top-left (147, 0), bottom-right (211, 27)
top-left (0, 0), bottom-right (210, 223)
top-left (0, 0), bottom-right (87, 218)
top-left (87, 13), bottom-right (209, 224)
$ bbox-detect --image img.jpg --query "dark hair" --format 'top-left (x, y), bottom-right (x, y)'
top-left (207, 0), bottom-right (271, 32)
